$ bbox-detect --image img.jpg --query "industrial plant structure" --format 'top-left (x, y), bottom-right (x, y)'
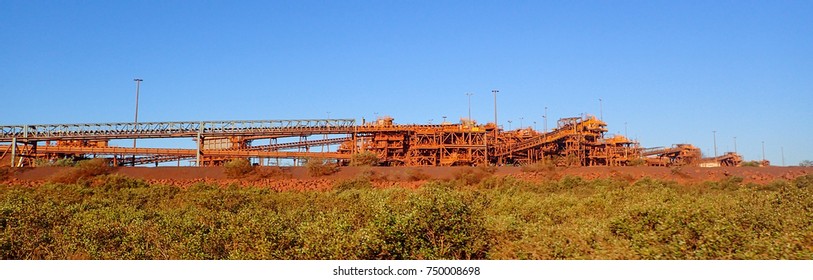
top-left (1, 115), bottom-right (741, 167)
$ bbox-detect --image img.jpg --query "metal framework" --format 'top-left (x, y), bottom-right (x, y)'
top-left (0, 116), bottom-right (741, 167)
top-left (0, 119), bottom-right (356, 141)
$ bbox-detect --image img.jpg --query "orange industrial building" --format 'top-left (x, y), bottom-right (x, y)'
top-left (1, 115), bottom-right (741, 167)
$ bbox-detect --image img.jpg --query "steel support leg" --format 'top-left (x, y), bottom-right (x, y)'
top-left (196, 122), bottom-right (203, 167)
top-left (196, 135), bottom-right (203, 167)
top-left (10, 137), bottom-right (17, 167)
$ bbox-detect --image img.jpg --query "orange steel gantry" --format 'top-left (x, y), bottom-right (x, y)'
top-left (0, 115), bottom-right (741, 167)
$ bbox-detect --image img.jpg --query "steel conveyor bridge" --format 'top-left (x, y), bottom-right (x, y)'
top-left (0, 118), bottom-right (357, 167)
top-left (0, 119), bottom-right (356, 141)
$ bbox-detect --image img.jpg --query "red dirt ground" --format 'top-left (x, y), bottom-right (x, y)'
top-left (3, 165), bottom-right (812, 190)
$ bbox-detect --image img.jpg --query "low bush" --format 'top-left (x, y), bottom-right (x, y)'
top-left (669, 166), bottom-right (692, 179)
top-left (306, 159), bottom-right (339, 177)
top-left (453, 166), bottom-right (496, 185)
top-left (49, 158), bottom-right (113, 184)
top-left (223, 158), bottom-right (253, 179)
top-left (350, 151), bottom-right (378, 166)
top-left (793, 174), bottom-right (813, 188)
top-left (253, 166), bottom-right (289, 179)
top-left (628, 158), bottom-right (647, 166)
top-left (333, 175), bottom-right (374, 191)
top-left (2, 174), bottom-right (812, 260)
top-left (34, 157), bottom-right (77, 167)
top-left (405, 168), bottom-right (431, 181)
top-left (520, 160), bottom-right (558, 177)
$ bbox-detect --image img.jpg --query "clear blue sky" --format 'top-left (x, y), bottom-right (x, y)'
top-left (2, 1), bottom-right (811, 165)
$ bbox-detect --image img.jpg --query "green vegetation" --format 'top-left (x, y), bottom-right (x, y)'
top-left (801, 160), bottom-right (813, 167)
top-left (741, 161), bottom-right (761, 167)
top-left (305, 158), bottom-right (339, 177)
top-left (627, 158), bottom-right (647, 166)
top-left (453, 165), bottom-right (497, 185)
top-left (34, 157), bottom-right (77, 167)
top-left (223, 158), bottom-right (253, 179)
top-left (404, 168), bottom-right (431, 181)
top-left (1, 174), bottom-right (812, 260)
top-left (49, 158), bottom-right (113, 184)
top-left (350, 151), bottom-right (379, 166)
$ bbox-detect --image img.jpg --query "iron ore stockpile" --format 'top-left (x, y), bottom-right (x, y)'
top-left (1, 114), bottom-right (747, 168)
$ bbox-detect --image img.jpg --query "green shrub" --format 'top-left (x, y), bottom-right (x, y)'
top-left (665, 167), bottom-right (691, 180)
top-left (370, 183), bottom-right (491, 259)
top-left (90, 174), bottom-right (150, 191)
top-left (333, 175), bottom-right (374, 191)
top-left (53, 157), bottom-right (77, 167)
top-left (404, 168), bottom-right (431, 181)
top-left (306, 158), bottom-right (339, 177)
top-left (49, 158), bottom-right (113, 184)
top-left (713, 176), bottom-right (744, 191)
top-left (223, 158), bottom-right (253, 179)
top-left (35, 157), bottom-right (77, 167)
top-left (792, 174), bottom-right (813, 188)
top-left (628, 158), bottom-right (647, 166)
top-left (253, 166), bottom-right (288, 179)
top-left (520, 160), bottom-right (560, 181)
top-left (557, 175), bottom-right (588, 191)
top-left (453, 166), bottom-right (497, 185)
top-left (2, 174), bottom-right (812, 260)
top-left (520, 161), bottom-right (555, 173)
top-left (350, 151), bottom-right (378, 166)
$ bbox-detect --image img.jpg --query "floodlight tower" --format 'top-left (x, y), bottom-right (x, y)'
top-left (133, 78), bottom-right (143, 166)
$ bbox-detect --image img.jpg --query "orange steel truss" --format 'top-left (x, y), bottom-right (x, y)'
top-left (0, 115), bottom-right (741, 167)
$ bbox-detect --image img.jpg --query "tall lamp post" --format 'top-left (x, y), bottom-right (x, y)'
top-left (133, 78), bottom-right (143, 166)
top-left (465, 92), bottom-right (473, 123)
top-left (625, 122), bottom-right (628, 137)
top-left (713, 130), bottom-right (717, 157)
top-left (492, 89), bottom-right (499, 139)
top-left (599, 98), bottom-right (603, 120)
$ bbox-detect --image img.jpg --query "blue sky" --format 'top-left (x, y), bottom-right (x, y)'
top-left (2, 1), bottom-right (811, 165)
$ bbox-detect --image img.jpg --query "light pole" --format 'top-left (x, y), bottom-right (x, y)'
top-left (442, 116), bottom-right (447, 124)
top-left (133, 78), bottom-right (142, 166)
top-left (713, 130), bottom-right (717, 157)
top-left (543, 106), bottom-right (548, 133)
top-left (507, 120), bottom-right (512, 130)
top-left (327, 111), bottom-right (330, 119)
top-left (533, 121), bottom-right (537, 131)
top-left (762, 141), bottom-right (765, 162)
top-left (465, 92), bottom-right (473, 122)
top-left (599, 98), bottom-right (603, 120)
top-left (519, 117), bottom-right (524, 129)
top-left (492, 89), bottom-right (499, 138)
